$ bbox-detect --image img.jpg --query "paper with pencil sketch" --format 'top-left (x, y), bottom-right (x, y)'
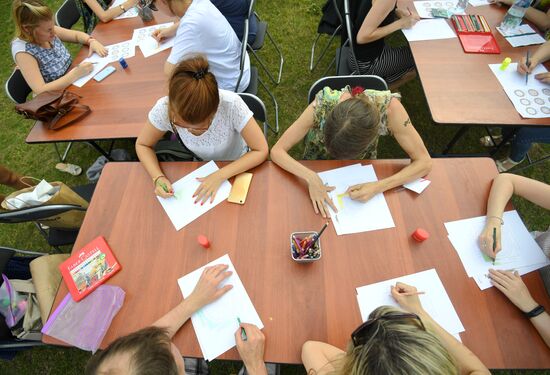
top-left (318, 164), bottom-right (395, 236)
top-left (489, 63), bottom-right (550, 118)
top-left (156, 161), bottom-right (231, 231)
top-left (88, 40), bottom-right (136, 64)
top-left (356, 268), bottom-right (465, 336)
top-left (412, 0), bottom-right (463, 19)
top-left (445, 210), bottom-right (549, 289)
top-left (132, 22), bottom-right (175, 57)
top-left (110, 0), bottom-right (138, 19)
top-left (72, 59), bottom-right (110, 87)
top-left (177, 254), bottom-right (263, 361)
top-left (402, 19), bottom-right (457, 42)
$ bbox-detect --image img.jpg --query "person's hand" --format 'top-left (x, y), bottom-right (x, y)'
top-left (346, 181), bottom-right (380, 202)
top-left (88, 40), bottom-right (107, 57)
top-left (154, 176), bottom-right (174, 198)
top-left (235, 323), bottom-right (267, 375)
top-left (395, 7), bottom-right (411, 19)
top-left (306, 173), bottom-right (337, 219)
top-left (488, 269), bottom-right (538, 313)
top-left (187, 264), bottom-right (233, 310)
top-left (391, 282), bottom-right (425, 316)
top-left (478, 222), bottom-right (501, 259)
top-left (71, 62), bottom-right (94, 79)
top-left (489, 0), bottom-right (514, 6)
top-left (152, 26), bottom-right (176, 43)
top-left (399, 13), bottom-right (420, 29)
top-left (193, 171), bottom-right (224, 204)
top-left (517, 56), bottom-right (539, 75)
top-left (535, 72), bottom-right (550, 84)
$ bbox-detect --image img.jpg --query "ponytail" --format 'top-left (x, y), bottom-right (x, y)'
top-left (12, 0), bottom-right (53, 43)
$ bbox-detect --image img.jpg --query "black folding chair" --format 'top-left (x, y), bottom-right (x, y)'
top-left (55, 0), bottom-right (81, 29)
top-left (311, 0), bottom-right (343, 72)
top-left (307, 75), bottom-right (388, 104)
top-left (335, 0), bottom-right (360, 76)
top-left (238, 93), bottom-right (269, 138)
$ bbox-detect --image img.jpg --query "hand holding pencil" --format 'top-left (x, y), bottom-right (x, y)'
top-left (391, 282), bottom-right (425, 315)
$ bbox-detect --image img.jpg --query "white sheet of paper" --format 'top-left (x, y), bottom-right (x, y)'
top-left (497, 25), bottom-right (546, 47)
top-left (356, 268), bottom-right (465, 335)
top-left (402, 19), bottom-right (457, 41)
top-left (468, 0), bottom-right (490, 6)
top-left (72, 59), bottom-right (110, 87)
top-left (156, 161), bottom-right (231, 231)
top-left (445, 211), bottom-right (547, 280)
top-left (110, 0), bottom-right (139, 19)
top-left (177, 254), bottom-right (263, 361)
top-left (132, 22), bottom-right (174, 44)
top-left (138, 35), bottom-right (175, 58)
top-left (403, 178), bottom-right (431, 194)
top-left (489, 63), bottom-right (550, 118)
top-left (318, 164), bottom-right (395, 235)
top-left (88, 40), bottom-right (136, 64)
top-left (413, 0), bottom-right (461, 19)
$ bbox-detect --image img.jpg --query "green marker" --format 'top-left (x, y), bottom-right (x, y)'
top-left (237, 317), bottom-right (247, 341)
top-left (159, 181), bottom-right (171, 194)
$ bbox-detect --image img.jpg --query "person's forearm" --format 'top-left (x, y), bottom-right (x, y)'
top-left (532, 40), bottom-right (550, 66)
top-left (152, 298), bottom-right (200, 339)
top-left (270, 147), bottom-right (318, 186)
top-left (485, 174), bottom-right (514, 219)
top-left (525, 8), bottom-right (550, 32)
top-left (373, 156), bottom-right (432, 194)
top-left (136, 143), bottom-right (165, 181)
top-left (419, 312), bottom-right (490, 374)
top-left (217, 149), bottom-right (267, 181)
top-left (529, 311), bottom-right (550, 348)
top-left (357, 20), bottom-right (404, 44)
top-left (33, 72), bottom-right (77, 94)
top-left (244, 362), bottom-right (268, 375)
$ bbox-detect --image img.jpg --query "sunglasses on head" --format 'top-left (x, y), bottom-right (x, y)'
top-left (351, 312), bottom-right (425, 347)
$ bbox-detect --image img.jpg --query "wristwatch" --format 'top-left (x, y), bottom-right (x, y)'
top-left (119, 4), bottom-right (126, 12)
top-left (525, 305), bottom-right (545, 319)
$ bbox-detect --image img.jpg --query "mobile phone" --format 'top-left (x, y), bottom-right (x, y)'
top-left (228, 173), bottom-right (253, 204)
top-left (93, 66), bottom-right (116, 82)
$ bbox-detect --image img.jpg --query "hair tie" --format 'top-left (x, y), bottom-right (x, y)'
top-left (193, 69), bottom-right (207, 80)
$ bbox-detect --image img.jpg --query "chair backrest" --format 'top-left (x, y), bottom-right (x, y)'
top-left (307, 75), bottom-right (388, 103)
top-left (5, 69), bottom-right (32, 104)
top-left (0, 204), bottom-right (86, 224)
top-left (343, 0), bottom-right (359, 73)
top-left (238, 92), bottom-right (267, 137)
top-left (235, 0), bottom-right (254, 92)
top-left (55, 0), bottom-right (81, 29)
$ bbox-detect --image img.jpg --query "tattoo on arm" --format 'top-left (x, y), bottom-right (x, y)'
top-left (403, 118), bottom-right (411, 127)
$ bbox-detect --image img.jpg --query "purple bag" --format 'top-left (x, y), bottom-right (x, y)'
top-left (42, 285), bottom-right (124, 352)
top-left (0, 274), bottom-right (27, 328)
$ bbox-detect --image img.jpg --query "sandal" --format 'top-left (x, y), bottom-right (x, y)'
top-left (495, 157), bottom-right (523, 172)
top-left (55, 162), bottom-right (82, 176)
top-left (480, 135), bottom-right (503, 147)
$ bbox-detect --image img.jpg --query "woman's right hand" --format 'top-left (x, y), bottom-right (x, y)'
top-left (152, 24), bottom-right (177, 43)
top-left (478, 222), bottom-right (502, 259)
top-left (155, 175), bottom-right (174, 198)
top-left (518, 56), bottom-right (539, 75)
top-left (306, 173), bottom-right (337, 219)
top-left (71, 62), bottom-right (94, 79)
top-left (399, 13), bottom-right (420, 29)
top-left (391, 282), bottom-right (424, 315)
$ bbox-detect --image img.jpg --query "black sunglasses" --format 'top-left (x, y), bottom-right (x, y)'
top-left (351, 312), bottom-right (426, 347)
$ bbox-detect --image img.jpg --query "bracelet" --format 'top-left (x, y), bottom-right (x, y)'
top-left (119, 4), bottom-right (126, 12)
top-left (525, 305), bottom-right (545, 319)
top-left (487, 215), bottom-right (504, 225)
top-left (153, 175), bottom-right (165, 186)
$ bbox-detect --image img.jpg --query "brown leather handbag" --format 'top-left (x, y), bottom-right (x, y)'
top-left (15, 90), bottom-right (90, 130)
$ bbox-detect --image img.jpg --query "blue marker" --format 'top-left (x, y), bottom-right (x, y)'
top-left (119, 57), bottom-right (128, 69)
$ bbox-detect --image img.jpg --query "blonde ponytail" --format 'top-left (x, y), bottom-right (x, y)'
top-left (12, 0), bottom-right (53, 43)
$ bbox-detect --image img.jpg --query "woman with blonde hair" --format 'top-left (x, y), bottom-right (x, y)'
top-left (136, 55), bottom-right (267, 203)
top-left (11, 0), bottom-right (107, 95)
top-left (302, 283), bottom-right (490, 375)
top-left (271, 86), bottom-right (432, 218)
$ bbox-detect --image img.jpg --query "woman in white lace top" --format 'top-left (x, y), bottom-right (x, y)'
top-left (135, 55), bottom-right (268, 204)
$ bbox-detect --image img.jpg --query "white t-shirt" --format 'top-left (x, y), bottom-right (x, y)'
top-left (167, 0), bottom-right (250, 92)
top-left (148, 90), bottom-right (253, 161)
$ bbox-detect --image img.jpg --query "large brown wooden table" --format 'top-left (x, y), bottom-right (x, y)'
top-left (401, 0), bottom-right (550, 154)
top-left (25, 2), bottom-right (177, 153)
top-left (43, 159), bottom-right (550, 367)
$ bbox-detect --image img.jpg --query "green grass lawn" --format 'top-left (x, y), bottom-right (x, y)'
top-left (0, 0), bottom-right (549, 373)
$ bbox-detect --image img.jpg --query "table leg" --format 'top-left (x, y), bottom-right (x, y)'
top-left (86, 141), bottom-right (114, 161)
top-left (442, 126), bottom-right (469, 155)
top-left (489, 129), bottom-right (517, 157)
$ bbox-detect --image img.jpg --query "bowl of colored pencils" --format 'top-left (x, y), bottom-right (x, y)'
top-left (290, 223), bottom-right (327, 263)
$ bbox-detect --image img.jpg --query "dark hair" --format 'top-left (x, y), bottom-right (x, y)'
top-left (324, 94), bottom-right (380, 159)
top-left (85, 326), bottom-right (178, 375)
top-left (169, 55), bottom-right (219, 125)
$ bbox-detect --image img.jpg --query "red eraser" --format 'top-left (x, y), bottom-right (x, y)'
top-left (197, 235), bottom-right (210, 248)
top-left (412, 228), bottom-right (429, 242)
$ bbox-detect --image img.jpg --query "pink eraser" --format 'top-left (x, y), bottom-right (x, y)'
top-left (197, 235), bottom-right (210, 248)
top-left (412, 228), bottom-right (429, 242)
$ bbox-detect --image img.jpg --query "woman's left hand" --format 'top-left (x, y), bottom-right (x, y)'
top-left (193, 171), bottom-right (224, 204)
top-left (346, 181), bottom-right (381, 202)
top-left (89, 40), bottom-right (108, 57)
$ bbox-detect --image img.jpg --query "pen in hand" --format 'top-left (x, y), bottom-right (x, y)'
top-left (525, 50), bottom-right (530, 85)
top-left (237, 317), bottom-right (247, 341)
top-left (492, 227), bottom-right (497, 265)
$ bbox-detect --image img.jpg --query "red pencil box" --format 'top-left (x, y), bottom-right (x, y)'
top-left (451, 15), bottom-right (500, 54)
